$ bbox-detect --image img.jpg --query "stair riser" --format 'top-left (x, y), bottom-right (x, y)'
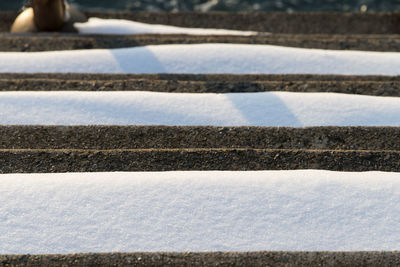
top-left (1, 149), bottom-right (398, 173)
top-left (2, 79), bottom-right (400, 96)
top-left (1, 126), bottom-right (399, 150)
top-left (1, 251), bottom-right (400, 266)
top-left (2, 34), bottom-right (400, 52)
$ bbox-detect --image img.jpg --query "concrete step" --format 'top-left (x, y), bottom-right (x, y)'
top-left (1, 147), bottom-right (399, 173)
top-left (2, 33), bottom-right (400, 52)
top-left (1, 251), bottom-right (399, 266)
top-left (1, 125), bottom-right (398, 173)
top-left (1, 73), bottom-right (400, 96)
top-left (1, 126), bottom-right (399, 150)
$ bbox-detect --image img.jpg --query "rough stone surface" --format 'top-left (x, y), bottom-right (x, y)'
top-left (2, 125), bottom-right (398, 172)
top-left (0, 148), bottom-right (399, 173)
top-left (2, 33), bottom-right (400, 52)
top-left (2, 73), bottom-right (400, 97)
top-left (1, 126), bottom-right (399, 150)
top-left (2, 76), bottom-right (400, 96)
top-left (1, 252), bottom-right (400, 266)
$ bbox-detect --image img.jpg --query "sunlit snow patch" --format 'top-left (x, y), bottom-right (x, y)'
top-left (74, 17), bottom-right (258, 35)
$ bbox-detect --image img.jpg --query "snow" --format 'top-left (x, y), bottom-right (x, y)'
top-left (74, 17), bottom-right (257, 35)
top-left (1, 170), bottom-right (400, 254)
top-left (1, 91), bottom-right (400, 126)
top-left (2, 44), bottom-right (400, 75)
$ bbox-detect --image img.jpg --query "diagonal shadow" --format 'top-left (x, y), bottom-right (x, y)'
top-left (224, 92), bottom-right (302, 127)
top-left (109, 47), bottom-right (167, 74)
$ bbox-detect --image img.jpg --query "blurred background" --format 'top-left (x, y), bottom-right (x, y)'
top-left (1, 0), bottom-right (399, 12)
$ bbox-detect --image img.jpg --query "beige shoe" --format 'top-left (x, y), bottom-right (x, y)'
top-left (10, 0), bottom-right (87, 33)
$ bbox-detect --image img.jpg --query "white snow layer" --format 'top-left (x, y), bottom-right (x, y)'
top-left (2, 43), bottom-right (400, 75)
top-left (1, 91), bottom-right (400, 126)
top-left (74, 17), bottom-right (257, 35)
top-left (1, 170), bottom-right (400, 254)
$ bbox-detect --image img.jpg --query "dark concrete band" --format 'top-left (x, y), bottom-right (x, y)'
top-left (1, 251), bottom-right (400, 266)
top-left (1, 148), bottom-right (398, 173)
top-left (1, 73), bottom-right (400, 96)
top-left (1, 126), bottom-right (400, 150)
top-left (2, 78), bottom-right (400, 96)
top-left (2, 33), bottom-right (400, 52)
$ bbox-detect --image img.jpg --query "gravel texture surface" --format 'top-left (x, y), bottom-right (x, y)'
top-left (2, 125), bottom-right (398, 172)
top-left (1, 148), bottom-right (399, 173)
top-left (2, 77), bottom-right (400, 96)
top-left (2, 252), bottom-right (400, 266)
top-left (2, 74), bottom-right (400, 96)
top-left (3, 11), bottom-right (400, 34)
top-left (1, 126), bottom-right (399, 150)
top-left (3, 33), bottom-right (400, 52)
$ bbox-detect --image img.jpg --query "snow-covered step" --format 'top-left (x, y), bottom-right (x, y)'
top-left (3, 44), bottom-right (400, 75)
top-left (2, 9), bottom-right (400, 264)
top-left (1, 170), bottom-right (400, 253)
top-left (1, 91), bottom-right (400, 126)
